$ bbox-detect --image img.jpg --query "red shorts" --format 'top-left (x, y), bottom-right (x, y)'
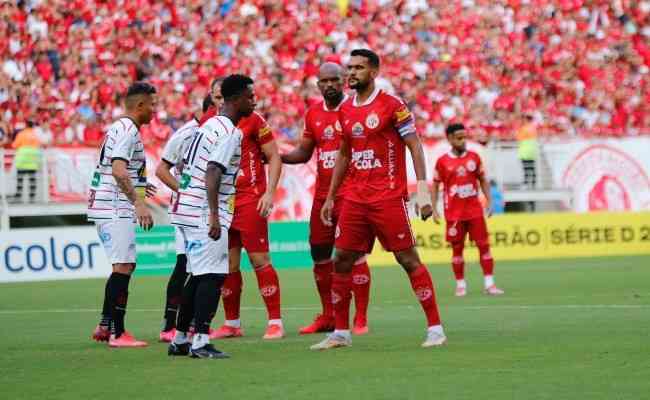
top-left (445, 217), bottom-right (489, 245)
top-left (228, 201), bottom-right (269, 253)
top-left (335, 197), bottom-right (414, 253)
top-left (309, 197), bottom-right (345, 246)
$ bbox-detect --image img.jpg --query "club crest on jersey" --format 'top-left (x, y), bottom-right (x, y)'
top-left (466, 160), bottom-right (476, 172)
top-left (457, 166), bottom-right (467, 177)
top-left (351, 122), bottom-right (365, 137)
top-left (323, 125), bottom-right (335, 140)
top-left (365, 113), bottom-right (379, 129)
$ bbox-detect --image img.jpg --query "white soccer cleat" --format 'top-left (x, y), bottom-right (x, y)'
top-left (422, 330), bottom-right (447, 348)
top-left (455, 286), bottom-right (467, 297)
top-left (309, 332), bottom-right (352, 351)
top-left (484, 285), bottom-right (504, 296)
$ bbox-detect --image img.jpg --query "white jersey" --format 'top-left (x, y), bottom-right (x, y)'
top-left (160, 118), bottom-right (199, 213)
top-left (87, 117), bottom-right (146, 222)
top-left (170, 115), bottom-right (242, 230)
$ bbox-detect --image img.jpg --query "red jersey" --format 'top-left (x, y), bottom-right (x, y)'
top-left (434, 150), bottom-right (485, 221)
top-left (303, 96), bottom-right (350, 200)
top-left (338, 88), bottom-right (416, 203)
top-left (235, 112), bottom-right (274, 206)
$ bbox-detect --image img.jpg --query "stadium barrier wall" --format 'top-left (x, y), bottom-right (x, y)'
top-left (2, 212), bottom-right (648, 282)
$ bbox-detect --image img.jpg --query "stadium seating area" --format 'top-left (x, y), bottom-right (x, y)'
top-left (1, 0), bottom-right (649, 147)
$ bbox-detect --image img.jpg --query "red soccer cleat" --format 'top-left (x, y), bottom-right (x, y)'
top-left (299, 314), bottom-right (334, 335)
top-left (263, 324), bottom-right (284, 340)
top-left (159, 329), bottom-right (176, 343)
top-left (210, 325), bottom-right (244, 339)
top-left (352, 315), bottom-right (369, 336)
top-left (92, 325), bottom-right (110, 342)
top-left (108, 331), bottom-right (148, 348)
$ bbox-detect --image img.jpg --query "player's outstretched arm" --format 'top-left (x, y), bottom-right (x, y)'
top-left (320, 136), bottom-right (350, 226)
top-left (259, 140), bottom-right (282, 217)
top-left (403, 134), bottom-right (433, 220)
top-left (155, 160), bottom-right (179, 192)
top-left (281, 137), bottom-right (316, 164)
top-left (205, 161), bottom-right (223, 240)
top-left (113, 159), bottom-right (153, 230)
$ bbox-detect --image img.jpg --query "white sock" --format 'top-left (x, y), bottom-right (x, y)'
top-left (268, 319), bottom-right (282, 327)
top-left (484, 275), bottom-right (495, 288)
top-left (173, 331), bottom-right (189, 345)
top-left (225, 319), bottom-right (241, 328)
top-left (427, 325), bottom-right (445, 336)
top-left (333, 329), bottom-right (351, 338)
top-left (191, 333), bottom-right (210, 350)
top-left (456, 279), bottom-right (467, 289)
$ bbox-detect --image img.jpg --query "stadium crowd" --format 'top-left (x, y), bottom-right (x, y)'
top-left (1, 0), bottom-right (649, 148)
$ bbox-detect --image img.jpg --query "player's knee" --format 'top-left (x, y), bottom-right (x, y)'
top-left (311, 244), bottom-right (333, 263)
top-left (113, 263), bottom-right (135, 274)
top-left (394, 249), bottom-right (421, 272)
top-left (333, 249), bottom-right (358, 272)
top-left (249, 252), bottom-right (271, 269)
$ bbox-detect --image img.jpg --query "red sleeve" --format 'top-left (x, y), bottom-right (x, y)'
top-left (254, 113), bottom-right (274, 145)
top-left (389, 95), bottom-right (416, 138)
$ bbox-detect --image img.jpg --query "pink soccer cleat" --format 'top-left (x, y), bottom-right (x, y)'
top-left (455, 286), bottom-right (467, 297)
top-left (484, 285), bottom-right (504, 296)
top-left (210, 325), bottom-right (244, 339)
top-left (299, 314), bottom-right (334, 335)
top-left (92, 325), bottom-right (110, 342)
top-left (263, 324), bottom-right (284, 340)
top-left (108, 331), bottom-right (148, 348)
top-left (159, 329), bottom-right (176, 343)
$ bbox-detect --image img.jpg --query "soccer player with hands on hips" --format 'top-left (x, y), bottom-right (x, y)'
top-left (155, 94), bottom-right (214, 343)
top-left (88, 82), bottom-right (157, 348)
top-left (311, 49), bottom-right (447, 350)
top-left (167, 75), bottom-right (253, 359)
top-left (282, 62), bottom-right (372, 336)
top-left (431, 123), bottom-right (504, 297)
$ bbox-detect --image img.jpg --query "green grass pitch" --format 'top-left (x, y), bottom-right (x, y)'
top-left (1, 255), bottom-right (649, 400)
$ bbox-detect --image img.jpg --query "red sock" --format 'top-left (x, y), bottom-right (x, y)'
top-left (351, 260), bottom-right (371, 323)
top-left (331, 272), bottom-right (352, 330)
top-left (451, 243), bottom-right (465, 280)
top-left (313, 261), bottom-right (334, 318)
top-left (408, 265), bottom-right (442, 327)
top-left (255, 264), bottom-right (281, 320)
top-left (221, 271), bottom-right (242, 321)
top-left (478, 244), bottom-right (494, 276)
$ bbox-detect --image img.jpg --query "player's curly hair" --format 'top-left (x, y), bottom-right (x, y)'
top-left (221, 74), bottom-right (254, 100)
top-left (446, 123), bottom-right (466, 136)
top-left (351, 49), bottom-right (380, 68)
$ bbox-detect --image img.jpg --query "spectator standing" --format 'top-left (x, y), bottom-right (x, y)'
top-left (11, 121), bottom-right (42, 203)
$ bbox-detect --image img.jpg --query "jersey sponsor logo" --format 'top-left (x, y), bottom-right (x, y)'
top-left (319, 150), bottom-right (337, 169)
top-left (323, 125), bottom-right (335, 140)
top-left (351, 122), bottom-right (364, 137)
top-left (450, 183), bottom-right (478, 199)
top-left (466, 160), bottom-right (476, 172)
top-left (365, 113), bottom-right (379, 129)
top-left (395, 107), bottom-right (411, 123)
top-left (352, 149), bottom-right (382, 170)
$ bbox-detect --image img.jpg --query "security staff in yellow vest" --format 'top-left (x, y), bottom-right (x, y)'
top-left (516, 114), bottom-right (539, 190)
top-left (11, 122), bottom-right (42, 203)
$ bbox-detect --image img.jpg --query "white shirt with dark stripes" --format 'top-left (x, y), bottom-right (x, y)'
top-left (87, 117), bottom-right (146, 222)
top-left (160, 118), bottom-right (199, 214)
top-left (170, 115), bottom-right (242, 230)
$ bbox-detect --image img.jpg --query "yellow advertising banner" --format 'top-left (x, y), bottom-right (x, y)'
top-left (368, 212), bottom-right (650, 266)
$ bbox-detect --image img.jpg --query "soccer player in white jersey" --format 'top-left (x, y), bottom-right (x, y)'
top-left (88, 82), bottom-right (157, 348)
top-left (155, 95), bottom-right (214, 342)
top-left (168, 74), bottom-right (255, 359)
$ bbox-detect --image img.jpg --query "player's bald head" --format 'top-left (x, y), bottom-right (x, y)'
top-left (318, 62), bottom-right (344, 80)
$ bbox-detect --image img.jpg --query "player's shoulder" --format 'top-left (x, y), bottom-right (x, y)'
top-left (202, 116), bottom-right (235, 137)
top-left (378, 90), bottom-right (406, 107)
top-left (244, 111), bottom-right (267, 126)
top-left (110, 117), bottom-right (138, 136)
top-left (466, 150), bottom-right (482, 160)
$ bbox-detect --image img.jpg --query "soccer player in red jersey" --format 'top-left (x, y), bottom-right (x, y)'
top-left (208, 79), bottom-right (285, 340)
top-left (311, 49), bottom-right (446, 350)
top-left (282, 62), bottom-right (372, 336)
top-left (432, 123), bottom-right (504, 297)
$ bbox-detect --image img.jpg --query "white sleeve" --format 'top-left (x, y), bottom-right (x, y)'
top-left (208, 132), bottom-right (239, 171)
top-left (160, 133), bottom-right (184, 165)
top-left (111, 126), bottom-right (135, 162)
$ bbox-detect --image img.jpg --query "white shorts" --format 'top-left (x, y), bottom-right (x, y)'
top-left (96, 220), bottom-right (137, 264)
top-left (175, 227), bottom-right (186, 255)
top-left (178, 226), bottom-right (229, 276)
